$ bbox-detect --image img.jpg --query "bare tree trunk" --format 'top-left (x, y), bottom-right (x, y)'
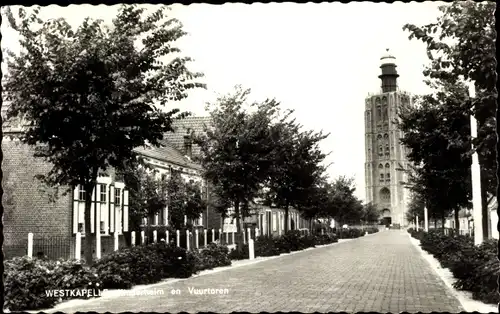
top-left (84, 183), bottom-right (94, 265)
top-left (454, 208), bottom-right (460, 235)
top-left (234, 200), bottom-right (244, 252)
top-left (480, 171), bottom-right (489, 240)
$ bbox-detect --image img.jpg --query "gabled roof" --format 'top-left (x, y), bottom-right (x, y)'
top-left (133, 142), bottom-right (202, 171)
top-left (163, 116), bottom-right (212, 158)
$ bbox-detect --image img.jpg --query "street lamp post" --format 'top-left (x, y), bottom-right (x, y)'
top-left (468, 81), bottom-right (484, 246)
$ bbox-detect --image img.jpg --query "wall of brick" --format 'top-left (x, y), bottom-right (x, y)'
top-left (2, 138), bottom-right (73, 248)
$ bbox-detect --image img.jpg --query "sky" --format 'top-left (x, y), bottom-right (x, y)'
top-left (1, 2), bottom-right (446, 201)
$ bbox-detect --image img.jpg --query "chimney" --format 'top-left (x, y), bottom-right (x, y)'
top-left (183, 135), bottom-right (193, 159)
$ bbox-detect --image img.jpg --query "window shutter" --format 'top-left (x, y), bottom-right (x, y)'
top-left (123, 189), bottom-right (129, 232)
top-left (73, 186), bottom-right (79, 234)
top-left (109, 185), bottom-right (115, 233)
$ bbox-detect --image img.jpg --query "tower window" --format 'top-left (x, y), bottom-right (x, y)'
top-left (386, 173), bottom-right (391, 182)
top-left (377, 106), bottom-right (382, 121)
top-left (378, 164), bottom-right (383, 169)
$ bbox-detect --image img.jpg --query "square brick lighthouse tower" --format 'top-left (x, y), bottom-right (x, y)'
top-left (364, 49), bottom-right (412, 227)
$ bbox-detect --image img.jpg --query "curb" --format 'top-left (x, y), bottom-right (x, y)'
top-left (406, 232), bottom-right (497, 313)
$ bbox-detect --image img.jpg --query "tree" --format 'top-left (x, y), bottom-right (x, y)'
top-left (196, 86), bottom-right (279, 251)
top-left (166, 172), bottom-right (206, 230)
top-left (329, 176), bottom-right (363, 225)
top-left (3, 5), bottom-right (205, 263)
top-left (361, 202), bottom-right (380, 225)
top-left (402, 0), bottom-right (496, 238)
top-left (397, 82), bottom-right (472, 231)
top-left (405, 191), bottom-right (425, 227)
top-left (121, 157), bottom-right (168, 231)
top-left (265, 113), bottom-right (329, 232)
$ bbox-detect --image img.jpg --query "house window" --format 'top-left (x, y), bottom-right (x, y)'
top-left (100, 184), bottom-right (107, 202)
top-left (78, 223), bottom-right (84, 233)
top-left (78, 185), bottom-right (86, 201)
top-left (115, 188), bottom-right (121, 206)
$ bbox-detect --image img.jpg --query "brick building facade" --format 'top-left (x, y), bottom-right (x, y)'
top-left (2, 109), bottom-right (129, 260)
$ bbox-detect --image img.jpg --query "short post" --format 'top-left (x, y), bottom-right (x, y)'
top-left (365, 231), bottom-right (368, 236)
top-left (141, 230), bottom-right (145, 245)
top-left (166, 230), bottom-right (170, 244)
top-left (212, 229), bottom-right (215, 243)
top-left (195, 229), bottom-right (199, 248)
top-left (219, 228), bottom-right (222, 243)
top-left (186, 230), bottom-right (190, 251)
top-left (114, 232), bottom-right (119, 251)
top-left (232, 231), bottom-right (235, 245)
top-left (131, 231), bottom-right (136, 247)
top-left (248, 239), bottom-right (255, 260)
top-left (225, 231), bottom-right (229, 244)
top-left (75, 232), bottom-right (82, 259)
top-left (176, 230), bottom-right (180, 247)
top-left (424, 207), bottom-right (429, 232)
top-left (96, 231), bottom-right (101, 260)
top-left (153, 230), bottom-right (157, 243)
top-left (321, 229), bottom-right (324, 235)
top-left (204, 229), bottom-right (208, 247)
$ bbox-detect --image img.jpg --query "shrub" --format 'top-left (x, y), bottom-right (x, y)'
top-left (4, 257), bottom-right (100, 311)
top-left (414, 229), bottom-right (499, 305)
top-left (192, 243), bottom-right (232, 271)
top-left (254, 236), bottom-right (282, 257)
top-left (338, 228), bottom-right (363, 239)
top-left (228, 244), bottom-right (249, 260)
top-left (93, 243), bottom-right (196, 289)
top-left (363, 227), bottom-right (379, 234)
top-left (315, 233), bottom-right (338, 245)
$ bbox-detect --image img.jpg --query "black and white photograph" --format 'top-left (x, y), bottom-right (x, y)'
top-left (1, 1), bottom-right (498, 313)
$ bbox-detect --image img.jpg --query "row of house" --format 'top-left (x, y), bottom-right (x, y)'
top-left (2, 110), bottom-right (307, 259)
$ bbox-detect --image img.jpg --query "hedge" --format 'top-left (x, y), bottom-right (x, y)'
top-left (409, 228), bottom-right (499, 304)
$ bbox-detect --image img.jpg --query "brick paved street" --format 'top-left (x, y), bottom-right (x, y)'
top-left (53, 230), bottom-right (463, 313)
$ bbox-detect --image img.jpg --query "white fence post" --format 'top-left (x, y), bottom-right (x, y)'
top-left (176, 230), bottom-right (180, 247)
top-left (247, 228), bottom-right (251, 241)
top-left (232, 232), bottom-right (235, 245)
top-left (204, 229), bottom-right (208, 247)
top-left (248, 239), bottom-right (255, 260)
top-left (243, 228), bottom-right (246, 244)
top-left (166, 230), bottom-right (170, 244)
top-left (28, 233), bottom-right (34, 259)
top-left (256, 228), bottom-right (260, 237)
top-left (186, 230), bottom-right (190, 251)
top-left (225, 231), bottom-right (229, 244)
top-left (131, 231), bottom-right (136, 247)
top-left (212, 229), bottom-right (215, 243)
top-left (153, 230), bottom-right (157, 243)
top-left (219, 228), bottom-right (222, 243)
top-left (141, 230), bottom-right (145, 245)
top-left (114, 232), bottom-right (119, 251)
top-left (75, 232), bottom-right (81, 259)
top-left (195, 229), bottom-right (199, 248)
